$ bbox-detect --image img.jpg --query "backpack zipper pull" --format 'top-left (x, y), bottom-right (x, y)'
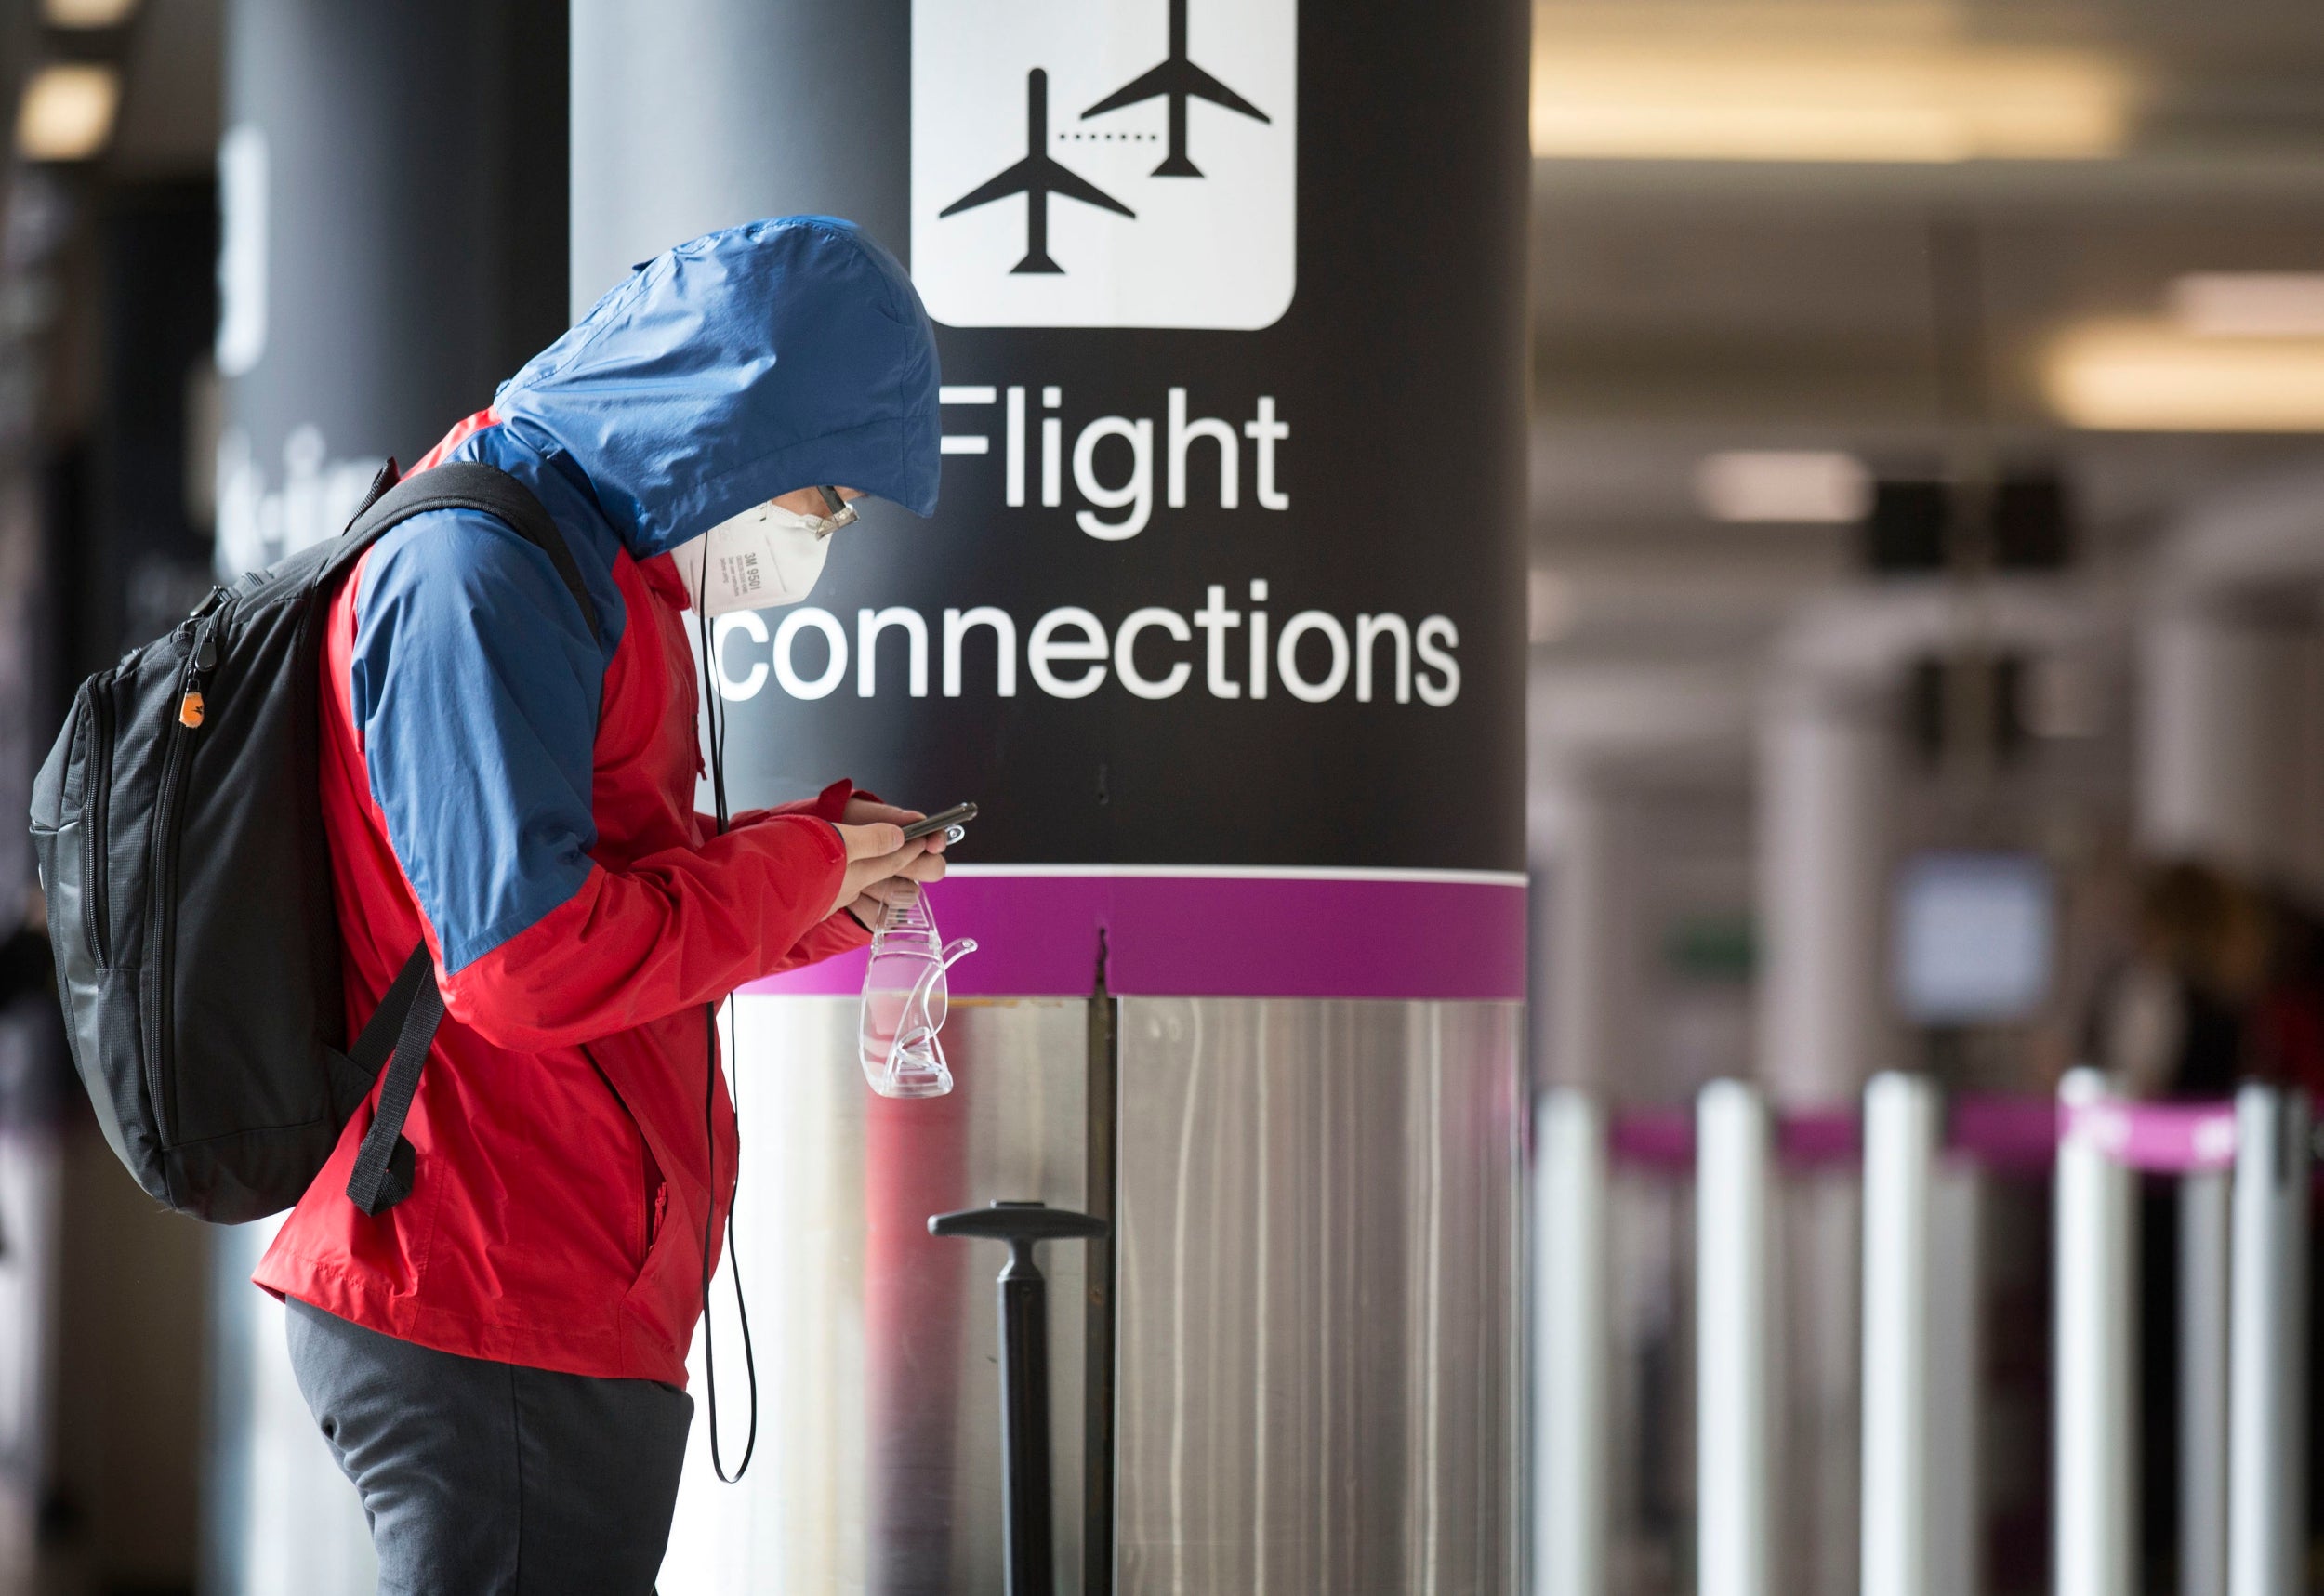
top-left (179, 618), bottom-right (219, 728)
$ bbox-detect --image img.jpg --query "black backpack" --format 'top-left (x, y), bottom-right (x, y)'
top-left (28, 461), bottom-right (601, 1223)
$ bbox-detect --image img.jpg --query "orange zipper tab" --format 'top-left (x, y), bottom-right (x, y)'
top-left (178, 691), bottom-right (205, 729)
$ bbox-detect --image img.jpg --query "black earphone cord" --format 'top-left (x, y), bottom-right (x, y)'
top-left (695, 567), bottom-right (759, 1484)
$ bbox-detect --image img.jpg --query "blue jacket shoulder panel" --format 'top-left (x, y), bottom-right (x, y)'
top-left (443, 421), bottom-right (634, 664)
top-left (352, 504), bottom-right (607, 975)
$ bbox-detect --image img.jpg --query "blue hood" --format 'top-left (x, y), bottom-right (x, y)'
top-left (492, 216), bottom-right (942, 561)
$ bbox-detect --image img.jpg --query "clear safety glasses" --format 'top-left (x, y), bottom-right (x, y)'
top-left (856, 882), bottom-right (975, 1099)
top-left (803, 485), bottom-right (859, 538)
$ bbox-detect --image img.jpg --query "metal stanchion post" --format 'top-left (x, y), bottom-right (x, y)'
top-left (1862, 1073), bottom-right (1938, 1596)
top-left (1697, 1079), bottom-right (1773, 1596)
top-left (2227, 1085), bottom-right (2311, 1596)
top-left (929, 1201), bottom-right (1110, 1596)
top-left (1536, 1089), bottom-right (1608, 1596)
top-left (2183, 1167), bottom-right (2232, 1596)
top-left (2054, 1068), bottom-right (2135, 1596)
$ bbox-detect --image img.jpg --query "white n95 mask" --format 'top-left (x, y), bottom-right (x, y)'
top-left (674, 491), bottom-right (856, 615)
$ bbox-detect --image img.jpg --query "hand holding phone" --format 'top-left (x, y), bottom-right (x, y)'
top-left (901, 802), bottom-right (977, 844)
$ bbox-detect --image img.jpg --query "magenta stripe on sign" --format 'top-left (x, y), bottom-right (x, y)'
top-left (740, 871), bottom-right (1529, 1001)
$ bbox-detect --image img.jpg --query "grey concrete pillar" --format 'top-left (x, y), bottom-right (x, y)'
top-left (205, 4), bottom-right (565, 1590)
top-left (1756, 685), bottom-right (1892, 1102)
top-left (212, 0), bottom-right (567, 577)
top-left (1538, 778), bottom-right (1641, 1097)
top-left (2138, 604), bottom-right (2324, 896)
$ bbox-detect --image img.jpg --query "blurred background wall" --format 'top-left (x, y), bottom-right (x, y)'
top-left (1519, 5), bottom-right (2324, 1589)
top-left (0, 0), bottom-right (2317, 1591)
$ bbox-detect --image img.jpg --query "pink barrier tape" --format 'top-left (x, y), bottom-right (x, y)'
top-left (1607, 1108), bottom-right (1694, 1169)
top-left (1602, 1106), bottom-right (1867, 1171)
top-left (1779, 1108), bottom-right (1861, 1167)
top-left (2063, 1099), bottom-right (2239, 1175)
top-left (1947, 1096), bottom-right (2061, 1172)
top-left (1604, 1091), bottom-right (2238, 1176)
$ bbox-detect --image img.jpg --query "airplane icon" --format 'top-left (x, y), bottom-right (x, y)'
top-left (940, 67), bottom-right (1134, 275)
top-left (1081, 0), bottom-right (1270, 178)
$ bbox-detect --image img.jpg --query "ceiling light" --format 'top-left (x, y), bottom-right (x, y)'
top-left (43, 0), bottom-right (139, 25)
top-left (1531, 36), bottom-right (2133, 162)
top-left (2170, 274), bottom-right (2324, 339)
top-left (2044, 321), bottom-right (2324, 432)
top-left (1695, 451), bottom-right (1871, 522)
top-left (16, 63), bottom-right (120, 162)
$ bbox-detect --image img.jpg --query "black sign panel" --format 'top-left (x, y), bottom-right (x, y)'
top-left (707, 0), bottom-right (1530, 874)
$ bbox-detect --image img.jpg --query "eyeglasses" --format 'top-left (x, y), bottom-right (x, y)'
top-left (804, 485), bottom-right (860, 538)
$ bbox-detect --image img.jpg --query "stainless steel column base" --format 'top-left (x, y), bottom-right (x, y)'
top-left (662, 995), bottom-right (1091, 1594)
top-left (664, 994), bottom-right (1525, 1595)
top-left (1113, 998), bottom-right (1524, 1596)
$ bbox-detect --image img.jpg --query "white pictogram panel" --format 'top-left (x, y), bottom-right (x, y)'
top-left (911, 0), bottom-right (1296, 330)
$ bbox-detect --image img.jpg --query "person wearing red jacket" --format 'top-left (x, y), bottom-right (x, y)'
top-left (253, 216), bottom-right (945, 1591)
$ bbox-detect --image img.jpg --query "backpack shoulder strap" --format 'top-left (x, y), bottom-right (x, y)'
top-left (341, 459), bottom-right (604, 648)
top-left (342, 942), bottom-right (442, 1217)
top-left (330, 461), bottom-right (603, 1216)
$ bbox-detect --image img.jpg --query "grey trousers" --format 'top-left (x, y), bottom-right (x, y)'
top-left (285, 1297), bottom-right (694, 1596)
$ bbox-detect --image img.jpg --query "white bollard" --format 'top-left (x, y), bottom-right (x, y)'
top-left (1697, 1079), bottom-right (1773, 1596)
top-left (2053, 1067), bottom-right (2135, 1596)
top-left (1861, 1073), bottom-right (1938, 1596)
top-left (2227, 1085), bottom-right (2311, 1596)
top-left (1534, 1089), bottom-right (1608, 1596)
top-left (2182, 1168), bottom-right (2232, 1596)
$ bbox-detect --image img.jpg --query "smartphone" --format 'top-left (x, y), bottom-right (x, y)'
top-left (900, 802), bottom-right (978, 843)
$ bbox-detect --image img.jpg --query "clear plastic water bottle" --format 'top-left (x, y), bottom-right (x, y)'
top-left (857, 883), bottom-right (976, 1098)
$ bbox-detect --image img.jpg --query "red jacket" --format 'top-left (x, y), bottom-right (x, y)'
top-left (251, 454), bottom-right (868, 1385)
